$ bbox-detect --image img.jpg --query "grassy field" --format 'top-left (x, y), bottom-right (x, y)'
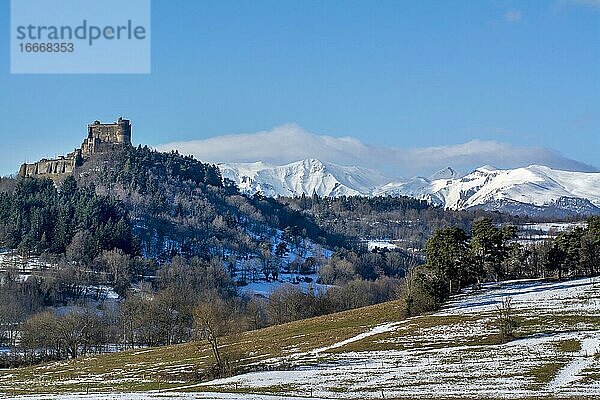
top-left (1, 277), bottom-right (599, 399)
top-left (0, 298), bottom-right (406, 395)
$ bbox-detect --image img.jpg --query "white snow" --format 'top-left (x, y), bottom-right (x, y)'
top-left (220, 161), bottom-right (600, 215)
top-left (239, 278), bottom-right (329, 297)
top-left (366, 240), bottom-right (398, 251)
top-left (378, 164), bottom-right (600, 213)
top-left (548, 336), bottom-right (600, 390)
top-left (310, 322), bottom-right (400, 354)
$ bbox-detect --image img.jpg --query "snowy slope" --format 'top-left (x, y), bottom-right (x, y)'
top-left (4, 278), bottom-right (600, 399)
top-left (434, 165), bottom-right (600, 209)
top-left (219, 159), bottom-right (391, 197)
top-left (428, 166), bottom-right (460, 181)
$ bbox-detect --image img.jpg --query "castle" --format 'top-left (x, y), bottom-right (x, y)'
top-left (19, 117), bottom-right (132, 180)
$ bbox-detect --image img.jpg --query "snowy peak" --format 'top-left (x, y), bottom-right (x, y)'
top-left (444, 165), bottom-right (600, 210)
top-left (475, 165), bottom-right (499, 173)
top-left (220, 160), bottom-right (600, 217)
top-left (381, 164), bottom-right (600, 217)
top-left (219, 158), bottom-right (391, 198)
top-left (429, 166), bottom-right (460, 181)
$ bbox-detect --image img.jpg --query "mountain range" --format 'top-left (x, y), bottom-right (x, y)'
top-left (219, 159), bottom-right (391, 198)
top-left (219, 160), bottom-right (600, 217)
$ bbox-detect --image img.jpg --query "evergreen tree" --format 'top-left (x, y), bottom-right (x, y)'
top-left (424, 226), bottom-right (469, 300)
top-left (470, 218), bottom-right (505, 283)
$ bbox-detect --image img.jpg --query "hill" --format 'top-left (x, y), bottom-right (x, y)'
top-left (1, 145), bottom-right (340, 263)
top-left (1, 277), bottom-right (598, 399)
top-left (75, 147), bottom-right (335, 259)
top-left (2, 118), bottom-right (338, 264)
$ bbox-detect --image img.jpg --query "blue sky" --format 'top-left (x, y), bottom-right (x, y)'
top-left (1, 0), bottom-right (599, 176)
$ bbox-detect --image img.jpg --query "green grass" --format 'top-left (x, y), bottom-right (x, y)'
top-left (530, 362), bottom-right (566, 384)
top-left (0, 299), bottom-right (407, 395)
top-left (556, 339), bottom-right (582, 353)
top-left (326, 313), bottom-right (505, 354)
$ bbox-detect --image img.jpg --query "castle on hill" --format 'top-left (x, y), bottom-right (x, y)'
top-left (19, 117), bottom-right (132, 180)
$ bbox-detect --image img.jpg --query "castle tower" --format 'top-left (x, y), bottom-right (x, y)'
top-left (81, 117), bottom-right (132, 157)
top-left (116, 117), bottom-right (132, 144)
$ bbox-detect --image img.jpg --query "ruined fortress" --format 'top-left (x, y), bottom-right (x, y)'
top-left (19, 117), bottom-right (132, 180)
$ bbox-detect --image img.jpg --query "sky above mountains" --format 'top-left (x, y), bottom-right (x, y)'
top-left (157, 124), bottom-right (597, 178)
top-left (0, 0), bottom-right (598, 176)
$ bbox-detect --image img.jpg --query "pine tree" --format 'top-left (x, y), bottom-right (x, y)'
top-left (470, 218), bottom-right (505, 284)
top-left (424, 226), bottom-right (469, 300)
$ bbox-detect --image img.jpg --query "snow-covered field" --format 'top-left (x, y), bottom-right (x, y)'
top-left (239, 275), bottom-right (329, 297)
top-left (1, 394), bottom-right (312, 400)
top-left (3, 277), bottom-right (599, 399)
top-left (516, 221), bottom-right (587, 243)
top-left (190, 277), bottom-right (600, 399)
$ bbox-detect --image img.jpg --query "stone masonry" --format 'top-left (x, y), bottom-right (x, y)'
top-left (19, 117), bottom-right (132, 180)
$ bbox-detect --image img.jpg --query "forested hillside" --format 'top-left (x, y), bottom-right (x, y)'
top-left (76, 146), bottom-right (333, 260)
top-left (282, 195), bottom-right (527, 250)
top-left (0, 176), bottom-right (135, 258)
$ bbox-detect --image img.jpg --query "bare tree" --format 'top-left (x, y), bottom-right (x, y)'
top-left (245, 297), bottom-right (268, 330)
top-left (0, 291), bottom-right (26, 347)
top-left (193, 297), bottom-right (239, 374)
top-left (495, 296), bottom-right (519, 342)
top-left (96, 249), bottom-right (131, 294)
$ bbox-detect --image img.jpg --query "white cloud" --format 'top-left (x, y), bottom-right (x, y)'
top-left (504, 8), bottom-right (523, 22)
top-left (155, 124), bottom-right (597, 178)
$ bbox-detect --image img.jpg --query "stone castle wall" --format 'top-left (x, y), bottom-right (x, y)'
top-left (18, 156), bottom-right (78, 179)
top-left (19, 117), bottom-right (132, 181)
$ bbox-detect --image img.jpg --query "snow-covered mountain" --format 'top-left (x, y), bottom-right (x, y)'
top-left (377, 165), bottom-right (600, 217)
top-left (219, 159), bottom-right (391, 198)
top-left (219, 160), bottom-right (600, 217)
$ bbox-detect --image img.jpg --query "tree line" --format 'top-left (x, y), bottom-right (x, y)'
top-left (1, 252), bottom-right (403, 368)
top-left (399, 216), bottom-right (600, 316)
top-left (281, 194), bottom-right (528, 250)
